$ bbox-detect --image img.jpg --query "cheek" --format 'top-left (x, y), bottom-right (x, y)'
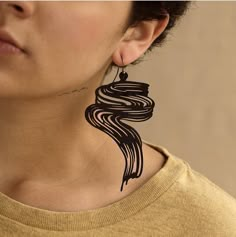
top-left (48, 11), bottom-right (115, 75)
top-left (54, 14), bottom-right (114, 73)
top-left (24, 5), bottom-right (120, 98)
top-left (31, 13), bottom-right (114, 96)
top-left (56, 13), bottom-right (113, 58)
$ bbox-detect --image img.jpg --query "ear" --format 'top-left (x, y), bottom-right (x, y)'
top-left (112, 14), bottom-right (170, 66)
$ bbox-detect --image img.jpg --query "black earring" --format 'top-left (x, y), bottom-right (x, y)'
top-left (85, 56), bottom-right (155, 192)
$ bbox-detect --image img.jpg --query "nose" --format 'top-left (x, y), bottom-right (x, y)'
top-left (0, 1), bottom-right (34, 19)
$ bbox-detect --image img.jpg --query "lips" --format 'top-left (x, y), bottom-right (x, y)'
top-left (0, 29), bottom-right (24, 52)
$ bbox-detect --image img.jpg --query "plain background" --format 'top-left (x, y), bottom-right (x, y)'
top-left (104, 1), bottom-right (236, 198)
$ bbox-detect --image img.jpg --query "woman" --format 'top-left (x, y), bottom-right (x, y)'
top-left (0, 1), bottom-right (235, 236)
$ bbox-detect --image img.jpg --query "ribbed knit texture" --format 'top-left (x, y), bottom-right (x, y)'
top-left (0, 139), bottom-right (236, 236)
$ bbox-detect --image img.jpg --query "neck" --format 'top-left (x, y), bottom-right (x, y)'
top-left (0, 78), bottom-right (124, 190)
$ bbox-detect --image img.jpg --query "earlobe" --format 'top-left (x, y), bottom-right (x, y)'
top-left (112, 43), bottom-right (142, 67)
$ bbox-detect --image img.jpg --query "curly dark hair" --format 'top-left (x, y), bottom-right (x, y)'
top-left (105, 1), bottom-right (193, 76)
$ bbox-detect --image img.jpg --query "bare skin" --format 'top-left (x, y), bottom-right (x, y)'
top-left (0, 1), bottom-right (169, 211)
top-left (0, 141), bottom-right (167, 211)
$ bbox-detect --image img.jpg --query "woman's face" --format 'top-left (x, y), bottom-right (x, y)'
top-left (0, 1), bottom-right (133, 99)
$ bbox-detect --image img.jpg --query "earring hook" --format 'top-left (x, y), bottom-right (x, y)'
top-left (113, 55), bottom-right (128, 82)
top-left (112, 55), bottom-right (125, 82)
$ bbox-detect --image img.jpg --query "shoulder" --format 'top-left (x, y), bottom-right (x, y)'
top-left (168, 158), bottom-right (236, 235)
top-left (138, 141), bottom-right (236, 235)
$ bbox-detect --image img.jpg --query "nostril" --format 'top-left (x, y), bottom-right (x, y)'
top-left (6, 2), bottom-right (33, 18)
top-left (13, 5), bottom-right (23, 12)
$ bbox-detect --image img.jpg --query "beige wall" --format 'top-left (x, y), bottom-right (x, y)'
top-left (104, 2), bottom-right (236, 198)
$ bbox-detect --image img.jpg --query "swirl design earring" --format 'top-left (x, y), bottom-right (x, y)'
top-left (85, 56), bottom-right (155, 192)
